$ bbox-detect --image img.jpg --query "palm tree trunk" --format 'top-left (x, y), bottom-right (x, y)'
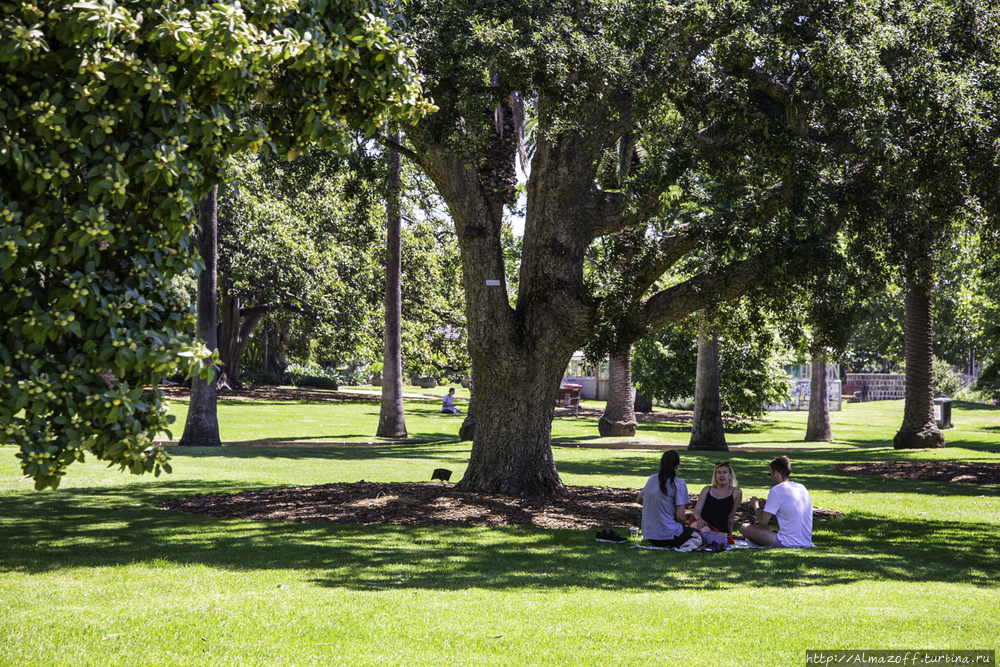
top-left (894, 275), bottom-right (944, 448)
top-left (377, 133), bottom-right (407, 438)
top-left (689, 318), bottom-right (727, 451)
top-left (180, 186), bottom-right (222, 447)
top-left (805, 350), bottom-right (832, 441)
top-left (598, 350), bottom-right (638, 437)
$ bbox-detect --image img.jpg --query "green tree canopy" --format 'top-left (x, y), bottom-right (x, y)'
top-left (393, 0), bottom-right (1000, 493)
top-left (0, 0), bottom-right (431, 489)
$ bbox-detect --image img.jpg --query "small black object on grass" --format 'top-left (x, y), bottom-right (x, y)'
top-left (431, 468), bottom-right (452, 482)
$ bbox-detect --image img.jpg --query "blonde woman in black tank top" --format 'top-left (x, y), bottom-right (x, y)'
top-left (691, 462), bottom-right (743, 536)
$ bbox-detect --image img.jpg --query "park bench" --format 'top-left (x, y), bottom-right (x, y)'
top-left (556, 385), bottom-right (582, 415)
top-left (842, 383), bottom-right (863, 403)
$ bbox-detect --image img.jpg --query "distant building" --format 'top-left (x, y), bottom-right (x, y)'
top-left (770, 362), bottom-right (843, 411)
top-left (563, 352), bottom-right (610, 401)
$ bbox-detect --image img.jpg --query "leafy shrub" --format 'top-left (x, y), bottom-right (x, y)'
top-left (932, 357), bottom-right (966, 398)
top-left (975, 359), bottom-right (1000, 401)
top-left (242, 370), bottom-right (291, 388)
top-left (336, 369), bottom-right (366, 387)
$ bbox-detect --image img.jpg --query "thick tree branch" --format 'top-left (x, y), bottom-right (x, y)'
top-left (636, 257), bottom-right (767, 332)
top-left (623, 223), bottom-right (703, 301)
top-left (375, 133), bottom-right (424, 168)
top-left (590, 184), bottom-right (671, 238)
top-left (238, 302), bottom-right (340, 328)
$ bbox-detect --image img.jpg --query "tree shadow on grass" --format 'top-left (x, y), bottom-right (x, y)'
top-left (556, 448), bottom-right (1000, 496)
top-left (1, 482), bottom-right (997, 592)
top-left (164, 442), bottom-right (472, 464)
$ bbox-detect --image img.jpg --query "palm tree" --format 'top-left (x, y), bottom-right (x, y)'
top-left (598, 350), bottom-right (638, 437)
top-left (894, 273), bottom-right (944, 448)
top-left (805, 350), bottom-right (832, 441)
top-left (689, 316), bottom-right (727, 451)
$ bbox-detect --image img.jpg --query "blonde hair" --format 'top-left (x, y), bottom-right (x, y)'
top-left (712, 462), bottom-right (738, 490)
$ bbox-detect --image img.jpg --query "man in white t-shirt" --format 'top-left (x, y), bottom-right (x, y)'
top-left (739, 455), bottom-right (813, 548)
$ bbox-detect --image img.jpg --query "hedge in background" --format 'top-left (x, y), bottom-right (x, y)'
top-left (0, 0), bottom-right (431, 489)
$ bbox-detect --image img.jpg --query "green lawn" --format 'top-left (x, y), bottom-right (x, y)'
top-left (163, 388), bottom-right (1000, 453)
top-left (2, 399), bottom-right (999, 666)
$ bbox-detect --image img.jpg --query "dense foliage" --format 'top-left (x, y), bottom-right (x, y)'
top-left (0, 0), bottom-right (430, 488)
top-left (631, 313), bottom-right (790, 421)
top-left (217, 148), bottom-right (468, 381)
top-left (218, 147), bottom-right (386, 378)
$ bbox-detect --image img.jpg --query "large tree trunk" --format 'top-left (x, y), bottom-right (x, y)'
top-left (805, 350), bottom-right (832, 441)
top-left (377, 133), bottom-right (407, 438)
top-left (411, 108), bottom-right (597, 495)
top-left (894, 276), bottom-right (945, 449)
top-left (598, 350), bottom-right (638, 437)
top-left (217, 289), bottom-right (268, 390)
top-left (456, 360), bottom-right (569, 495)
top-left (180, 186), bottom-right (222, 447)
top-left (689, 324), bottom-right (727, 450)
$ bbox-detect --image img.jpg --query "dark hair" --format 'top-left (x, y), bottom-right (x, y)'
top-left (658, 450), bottom-right (680, 495)
top-left (769, 455), bottom-right (791, 478)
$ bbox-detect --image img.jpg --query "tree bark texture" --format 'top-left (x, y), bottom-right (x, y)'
top-left (377, 134), bottom-right (408, 439)
top-left (598, 351), bottom-right (638, 437)
top-left (180, 186), bottom-right (222, 447)
top-left (894, 276), bottom-right (945, 449)
top-left (459, 369), bottom-right (476, 442)
top-left (689, 326), bottom-right (727, 451)
top-left (805, 350), bottom-right (832, 441)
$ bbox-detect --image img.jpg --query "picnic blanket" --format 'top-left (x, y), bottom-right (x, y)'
top-left (631, 539), bottom-right (770, 552)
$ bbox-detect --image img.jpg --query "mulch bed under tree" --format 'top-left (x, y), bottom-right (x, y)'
top-left (157, 483), bottom-right (844, 529)
top-left (834, 461), bottom-right (1000, 485)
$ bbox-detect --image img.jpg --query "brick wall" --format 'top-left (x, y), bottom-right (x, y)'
top-left (845, 373), bottom-right (906, 401)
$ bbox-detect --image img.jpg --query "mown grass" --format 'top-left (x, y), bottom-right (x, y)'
top-left (164, 388), bottom-right (1000, 453)
top-left (2, 399), bottom-right (999, 666)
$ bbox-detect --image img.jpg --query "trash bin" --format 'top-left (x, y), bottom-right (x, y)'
top-left (933, 397), bottom-right (953, 429)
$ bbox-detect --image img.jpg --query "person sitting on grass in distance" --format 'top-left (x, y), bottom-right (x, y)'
top-left (441, 387), bottom-right (461, 414)
top-left (690, 462), bottom-right (743, 540)
top-left (739, 455), bottom-right (813, 548)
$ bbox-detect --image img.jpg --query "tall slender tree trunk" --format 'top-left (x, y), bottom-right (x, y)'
top-left (218, 288), bottom-right (241, 386)
top-left (689, 321), bottom-right (727, 451)
top-left (180, 186), bottom-right (222, 447)
top-left (805, 349), bottom-right (832, 441)
top-left (377, 132), bottom-right (407, 438)
top-left (894, 275), bottom-right (945, 448)
top-left (598, 350), bottom-right (638, 437)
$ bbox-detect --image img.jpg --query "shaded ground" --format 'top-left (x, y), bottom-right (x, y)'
top-left (161, 386), bottom-right (381, 403)
top-left (836, 461), bottom-right (1000, 485)
top-left (159, 385), bottom-right (694, 422)
top-left (157, 483), bottom-right (842, 530)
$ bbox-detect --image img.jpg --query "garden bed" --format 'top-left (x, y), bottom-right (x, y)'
top-left (157, 483), bottom-right (842, 530)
